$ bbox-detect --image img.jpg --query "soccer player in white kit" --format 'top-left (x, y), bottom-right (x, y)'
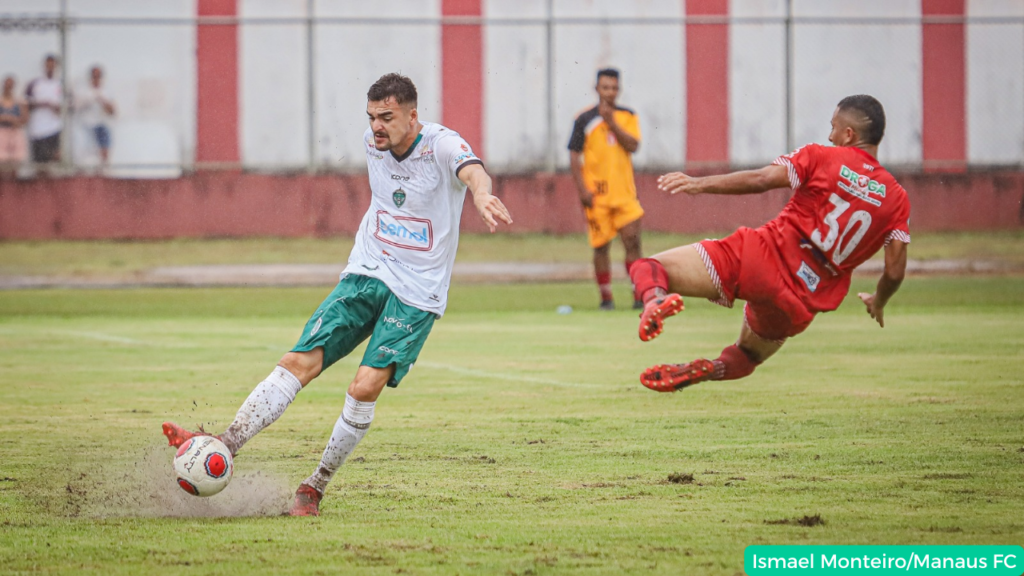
top-left (162, 73), bottom-right (513, 516)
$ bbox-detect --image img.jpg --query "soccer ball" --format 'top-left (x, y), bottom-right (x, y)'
top-left (173, 436), bottom-right (233, 497)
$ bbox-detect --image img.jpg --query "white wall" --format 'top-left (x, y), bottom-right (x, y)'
top-left (790, 0), bottom-right (922, 167)
top-left (483, 0), bottom-right (549, 172)
top-left (239, 0), bottom-right (309, 168)
top-left (312, 0), bottom-right (441, 169)
top-left (967, 0), bottom-right (1024, 165)
top-left (729, 0), bottom-right (787, 166)
top-left (550, 0), bottom-right (685, 171)
top-left (2, 1), bottom-right (1022, 172)
top-left (65, 0), bottom-right (196, 176)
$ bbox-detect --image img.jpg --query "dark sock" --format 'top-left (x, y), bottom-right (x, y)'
top-left (596, 271), bottom-right (613, 303)
top-left (711, 344), bottom-right (761, 381)
top-left (625, 260), bottom-right (639, 301)
top-left (628, 258), bottom-right (669, 303)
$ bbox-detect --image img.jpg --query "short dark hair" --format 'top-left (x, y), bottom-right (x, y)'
top-left (596, 68), bottom-right (619, 81)
top-left (837, 94), bottom-right (886, 145)
top-left (367, 73), bottom-right (418, 107)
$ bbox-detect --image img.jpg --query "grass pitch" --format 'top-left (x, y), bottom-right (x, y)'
top-left (1, 278), bottom-right (1023, 575)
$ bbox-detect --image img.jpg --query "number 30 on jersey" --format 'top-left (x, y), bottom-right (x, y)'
top-left (811, 193), bottom-right (872, 265)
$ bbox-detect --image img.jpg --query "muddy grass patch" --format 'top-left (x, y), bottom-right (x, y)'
top-left (921, 472), bottom-right (972, 480)
top-left (667, 472), bottom-right (695, 484)
top-left (765, 514), bottom-right (826, 527)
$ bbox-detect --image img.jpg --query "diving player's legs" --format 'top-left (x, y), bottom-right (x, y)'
top-left (630, 245), bottom-right (720, 341)
top-left (657, 244), bottom-right (721, 299)
top-left (640, 308), bottom-right (785, 392)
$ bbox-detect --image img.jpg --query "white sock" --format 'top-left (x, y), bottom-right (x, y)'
top-left (303, 393), bottom-right (375, 494)
top-left (220, 366), bottom-right (302, 454)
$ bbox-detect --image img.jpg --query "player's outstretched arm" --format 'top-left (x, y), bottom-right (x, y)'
top-left (459, 163), bottom-right (512, 233)
top-left (657, 164), bottom-right (789, 196)
top-left (858, 239), bottom-right (908, 328)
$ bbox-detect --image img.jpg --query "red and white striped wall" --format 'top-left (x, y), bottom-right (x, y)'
top-left (2, 0), bottom-right (1017, 173)
top-left (232, 0), bottom-right (1023, 172)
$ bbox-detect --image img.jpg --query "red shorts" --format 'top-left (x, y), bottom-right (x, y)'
top-left (695, 227), bottom-right (815, 341)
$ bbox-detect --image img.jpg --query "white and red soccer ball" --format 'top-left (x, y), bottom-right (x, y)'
top-left (173, 436), bottom-right (233, 497)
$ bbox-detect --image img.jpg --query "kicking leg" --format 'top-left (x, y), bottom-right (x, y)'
top-left (290, 364), bottom-right (393, 516)
top-left (162, 349), bottom-right (320, 454)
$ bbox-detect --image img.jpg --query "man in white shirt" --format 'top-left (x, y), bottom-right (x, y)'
top-left (25, 54), bottom-right (63, 166)
top-left (75, 66), bottom-right (116, 166)
top-left (161, 73), bottom-right (513, 516)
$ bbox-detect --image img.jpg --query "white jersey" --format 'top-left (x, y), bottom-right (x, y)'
top-left (75, 85), bottom-right (114, 128)
top-left (26, 76), bottom-right (63, 139)
top-left (343, 122), bottom-right (482, 316)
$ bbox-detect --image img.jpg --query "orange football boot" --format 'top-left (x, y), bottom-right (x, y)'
top-left (289, 483), bottom-right (323, 517)
top-left (638, 293), bottom-right (685, 342)
top-left (640, 359), bottom-right (715, 392)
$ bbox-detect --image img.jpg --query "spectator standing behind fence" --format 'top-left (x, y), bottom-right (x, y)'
top-left (25, 54), bottom-right (63, 170)
top-left (75, 65), bottom-right (115, 168)
top-left (0, 76), bottom-right (28, 179)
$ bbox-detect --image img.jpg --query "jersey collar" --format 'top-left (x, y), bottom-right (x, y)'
top-left (390, 132), bottom-right (423, 163)
top-left (849, 146), bottom-right (879, 164)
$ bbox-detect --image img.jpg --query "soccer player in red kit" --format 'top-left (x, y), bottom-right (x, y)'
top-left (628, 95), bottom-right (910, 391)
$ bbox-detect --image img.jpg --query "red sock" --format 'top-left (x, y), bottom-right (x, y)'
top-left (625, 260), bottom-right (639, 301)
top-left (711, 344), bottom-right (761, 381)
top-left (628, 258), bottom-right (669, 303)
top-left (596, 271), bottom-right (613, 303)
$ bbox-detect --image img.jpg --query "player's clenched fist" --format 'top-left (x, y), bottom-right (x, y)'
top-left (657, 172), bottom-right (701, 195)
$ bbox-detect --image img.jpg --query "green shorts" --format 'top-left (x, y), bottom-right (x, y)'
top-left (291, 274), bottom-right (436, 387)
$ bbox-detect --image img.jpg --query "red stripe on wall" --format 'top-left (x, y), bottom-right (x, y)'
top-left (921, 0), bottom-right (966, 172)
top-left (441, 0), bottom-right (484, 158)
top-left (685, 0), bottom-right (729, 169)
top-left (196, 0), bottom-right (239, 165)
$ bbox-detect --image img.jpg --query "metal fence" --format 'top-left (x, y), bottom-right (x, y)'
top-left (1, 4), bottom-right (1022, 176)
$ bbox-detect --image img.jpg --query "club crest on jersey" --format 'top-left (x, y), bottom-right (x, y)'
top-left (838, 165), bottom-right (885, 207)
top-left (392, 188), bottom-right (406, 208)
top-left (375, 211), bottom-right (433, 251)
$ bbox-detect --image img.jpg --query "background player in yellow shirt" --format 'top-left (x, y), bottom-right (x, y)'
top-left (568, 68), bottom-right (644, 310)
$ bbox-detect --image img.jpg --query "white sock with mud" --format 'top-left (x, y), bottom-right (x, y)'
top-left (303, 393), bottom-right (375, 494)
top-left (220, 366), bottom-right (302, 454)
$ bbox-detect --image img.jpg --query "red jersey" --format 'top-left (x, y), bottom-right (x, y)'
top-left (765, 144), bottom-right (911, 313)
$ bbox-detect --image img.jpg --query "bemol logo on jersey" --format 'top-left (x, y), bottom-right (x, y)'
top-left (374, 211), bottom-right (433, 251)
top-left (838, 165), bottom-right (885, 207)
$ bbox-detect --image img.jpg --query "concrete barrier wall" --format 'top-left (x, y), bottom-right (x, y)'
top-left (1, 171), bottom-right (1020, 240)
